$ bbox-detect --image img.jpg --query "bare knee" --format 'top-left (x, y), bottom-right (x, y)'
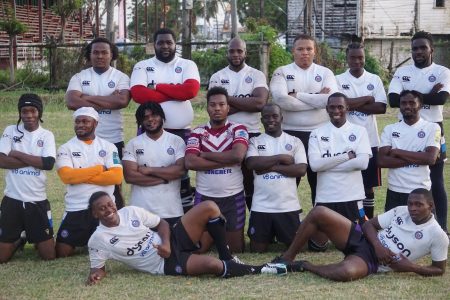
top-left (333, 264), bottom-right (367, 282)
top-left (199, 200), bottom-right (220, 217)
top-left (37, 240), bottom-right (56, 261)
top-left (55, 243), bottom-right (74, 258)
top-left (0, 243), bottom-right (15, 263)
top-left (309, 206), bottom-right (330, 219)
top-left (204, 258), bottom-right (223, 274)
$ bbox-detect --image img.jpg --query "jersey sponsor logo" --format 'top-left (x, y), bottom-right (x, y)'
top-left (245, 76), bottom-right (252, 83)
top-left (414, 231), bottom-right (423, 240)
top-left (204, 168), bottom-right (232, 175)
top-left (175, 66), bottom-right (182, 73)
top-left (286, 75), bottom-right (295, 80)
top-left (417, 130), bottom-right (426, 138)
top-left (12, 168), bottom-right (41, 176)
top-left (367, 83), bottom-right (374, 91)
top-left (136, 149), bottom-right (144, 155)
top-left (285, 143), bottom-right (292, 151)
top-left (113, 151), bottom-right (120, 164)
top-left (392, 132), bottom-right (400, 138)
top-left (381, 225), bottom-right (411, 257)
top-left (428, 75), bottom-right (436, 82)
top-left (262, 173), bottom-right (287, 180)
top-left (126, 231), bottom-right (154, 256)
top-left (348, 111), bottom-right (368, 117)
top-left (348, 134), bottom-right (356, 142)
top-left (257, 145), bottom-right (266, 150)
top-left (37, 139), bottom-right (44, 147)
top-left (167, 146), bottom-right (175, 155)
top-left (322, 149), bottom-right (350, 158)
top-left (401, 76), bottom-right (410, 82)
top-left (13, 136), bottom-right (22, 143)
top-left (221, 79), bottom-right (230, 84)
top-left (320, 136), bottom-right (329, 142)
top-left (72, 152), bottom-right (82, 157)
top-left (99, 150), bottom-right (106, 157)
top-left (99, 109), bottom-right (112, 114)
top-left (146, 66), bottom-right (155, 72)
top-left (82, 80), bottom-right (91, 86)
top-left (341, 84), bottom-right (350, 90)
top-left (187, 139), bottom-right (199, 146)
top-left (315, 75), bottom-right (322, 82)
top-left (234, 93), bottom-right (251, 98)
top-left (147, 80), bottom-right (156, 89)
top-left (110, 236), bottom-right (119, 245)
top-left (131, 220), bottom-right (140, 227)
top-left (108, 80), bottom-right (115, 88)
top-left (60, 229), bottom-right (69, 238)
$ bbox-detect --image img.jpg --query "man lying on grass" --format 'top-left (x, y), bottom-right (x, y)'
top-left (273, 188), bottom-right (448, 281)
top-left (86, 191), bottom-right (285, 284)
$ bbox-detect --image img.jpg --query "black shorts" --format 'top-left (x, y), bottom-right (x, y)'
top-left (316, 200), bottom-right (367, 224)
top-left (362, 147), bottom-right (382, 189)
top-left (0, 196), bottom-right (54, 243)
top-left (114, 141), bottom-right (125, 160)
top-left (194, 191), bottom-right (246, 231)
top-left (385, 189), bottom-right (410, 212)
top-left (56, 210), bottom-right (99, 247)
top-left (164, 216), bottom-right (181, 227)
top-left (163, 220), bottom-right (199, 276)
top-left (247, 210), bottom-right (300, 245)
top-left (343, 223), bottom-right (378, 274)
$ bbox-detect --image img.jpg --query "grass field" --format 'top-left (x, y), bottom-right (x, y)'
top-left (0, 90), bottom-right (449, 299)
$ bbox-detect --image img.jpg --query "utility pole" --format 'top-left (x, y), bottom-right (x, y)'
top-left (182, 0), bottom-right (193, 59)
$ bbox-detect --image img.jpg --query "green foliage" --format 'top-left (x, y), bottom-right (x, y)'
top-left (116, 53), bottom-right (135, 76)
top-left (51, 0), bottom-right (84, 18)
top-left (237, 0), bottom-right (287, 33)
top-left (16, 64), bottom-right (49, 88)
top-left (364, 50), bottom-right (390, 86)
top-left (191, 47), bottom-right (228, 85)
top-left (0, 18), bottom-right (27, 37)
top-left (129, 45), bottom-right (147, 62)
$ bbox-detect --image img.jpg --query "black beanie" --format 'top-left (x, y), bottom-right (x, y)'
top-left (18, 93), bottom-right (43, 117)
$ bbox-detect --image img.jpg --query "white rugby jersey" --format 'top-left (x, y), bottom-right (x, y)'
top-left (246, 132), bottom-right (307, 212)
top-left (336, 69), bottom-right (387, 147)
top-left (123, 131), bottom-right (185, 218)
top-left (376, 206), bottom-right (448, 272)
top-left (388, 63), bottom-right (450, 122)
top-left (130, 56), bottom-right (200, 129)
top-left (209, 64), bottom-right (268, 133)
top-left (56, 136), bottom-right (122, 211)
top-left (380, 119), bottom-right (440, 193)
top-left (0, 124), bottom-right (55, 202)
top-left (186, 121), bottom-right (248, 197)
top-left (270, 62), bottom-right (339, 131)
top-left (309, 121), bottom-right (372, 203)
top-left (67, 67), bottom-right (130, 144)
top-left (88, 206), bottom-right (165, 275)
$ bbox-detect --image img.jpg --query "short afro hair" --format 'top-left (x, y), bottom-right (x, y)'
top-left (84, 37), bottom-right (119, 61)
top-left (411, 31), bottom-right (434, 48)
top-left (153, 28), bottom-right (176, 43)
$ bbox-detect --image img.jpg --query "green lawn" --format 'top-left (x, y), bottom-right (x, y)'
top-left (0, 91), bottom-right (449, 299)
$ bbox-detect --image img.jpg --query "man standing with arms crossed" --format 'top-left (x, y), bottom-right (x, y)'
top-left (270, 34), bottom-right (338, 205)
top-left (130, 28), bottom-right (200, 212)
top-left (388, 31), bottom-right (450, 234)
top-left (209, 37), bottom-right (269, 209)
top-left (336, 42), bottom-right (387, 218)
top-left (66, 37), bottom-right (130, 209)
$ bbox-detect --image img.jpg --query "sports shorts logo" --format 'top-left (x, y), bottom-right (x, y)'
top-left (175, 265), bottom-right (183, 274)
top-left (37, 139), bottom-right (44, 147)
top-left (414, 231), bottom-right (423, 239)
top-left (392, 132), bottom-right (400, 138)
top-left (257, 145), bottom-right (266, 150)
top-left (82, 80), bottom-right (90, 86)
top-left (146, 66), bottom-right (155, 72)
top-left (367, 83), bottom-right (374, 91)
top-left (315, 75), bottom-right (322, 82)
top-left (60, 229), bottom-right (69, 238)
top-left (131, 220), bottom-right (140, 227)
top-left (286, 75), bottom-right (295, 80)
top-left (428, 75), bottom-right (436, 82)
top-left (417, 130), bottom-right (426, 138)
top-left (175, 66), bottom-right (182, 73)
top-left (108, 81), bottom-right (115, 88)
top-left (136, 149), bottom-right (144, 155)
top-left (285, 143), bottom-right (292, 151)
top-left (221, 79), bottom-right (230, 84)
top-left (72, 152), bottom-right (81, 157)
top-left (341, 84), bottom-right (350, 90)
top-left (348, 134), bottom-right (356, 142)
top-left (167, 146), bottom-right (175, 155)
top-left (249, 227), bottom-right (255, 235)
top-left (320, 136), bottom-right (329, 142)
top-left (245, 76), bottom-right (252, 83)
top-left (99, 150), bottom-right (107, 157)
top-left (402, 76), bottom-right (410, 82)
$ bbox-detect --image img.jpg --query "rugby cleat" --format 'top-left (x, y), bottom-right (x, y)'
top-left (261, 263), bottom-right (287, 276)
top-left (271, 256), bottom-right (306, 272)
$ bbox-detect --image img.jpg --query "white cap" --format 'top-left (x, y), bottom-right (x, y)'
top-left (73, 107), bottom-right (99, 121)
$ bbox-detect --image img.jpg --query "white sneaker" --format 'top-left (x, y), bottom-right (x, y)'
top-left (261, 263), bottom-right (287, 276)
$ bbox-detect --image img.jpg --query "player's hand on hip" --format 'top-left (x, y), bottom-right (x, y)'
top-left (375, 246), bottom-right (396, 265)
top-left (153, 242), bottom-right (171, 258)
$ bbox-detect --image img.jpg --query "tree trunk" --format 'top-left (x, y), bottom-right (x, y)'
top-left (8, 35), bottom-right (14, 84)
top-left (60, 15), bottom-right (66, 43)
top-left (105, 0), bottom-right (115, 41)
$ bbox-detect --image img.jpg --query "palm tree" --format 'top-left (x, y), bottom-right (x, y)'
top-left (52, 0), bottom-right (84, 44)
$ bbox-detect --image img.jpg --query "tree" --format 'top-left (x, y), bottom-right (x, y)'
top-left (0, 8), bottom-right (27, 84)
top-left (237, 0), bottom-right (287, 34)
top-left (52, 0), bottom-right (84, 43)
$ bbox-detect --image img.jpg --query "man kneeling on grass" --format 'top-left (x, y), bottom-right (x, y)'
top-left (273, 188), bottom-right (448, 281)
top-left (86, 191), bottom-right (285, 284)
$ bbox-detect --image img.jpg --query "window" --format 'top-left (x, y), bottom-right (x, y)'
top-left (435, 0), bottom-right (445, 8)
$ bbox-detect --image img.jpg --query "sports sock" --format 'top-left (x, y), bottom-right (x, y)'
top-left (221, 260), bottom-right (262, 278)
top-left (363, 198), bottom-right (375, 219)
top-left (207, 216), bottom-right (233, 260)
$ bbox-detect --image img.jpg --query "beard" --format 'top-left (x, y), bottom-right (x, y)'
top-left (155, 50), bottom-right (176, 63)
top-left (145, 120), bottom-right (164, 135)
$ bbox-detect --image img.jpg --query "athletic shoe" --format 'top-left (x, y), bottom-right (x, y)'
top-left (231, 256), bottom-right (244, 264)
top-left (271, 256), bottom-right (306, 272)
top-left (261, 263), bottom-right (287, 276)
top-left (16, 231), bottom-right (27, 252)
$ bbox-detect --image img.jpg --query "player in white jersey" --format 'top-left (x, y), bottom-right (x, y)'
top-left (378, 90), bottom-right (440, 212)
top-left (55, 107), bottom-right (123, 258)
top-left (185, 87), bottom-right (249, 253)
top-left (123, 102), bottom-right (185, 225)
top-left (130, 28), bottom-right (200, 212)
top-left (270, 34), bottom-right (339, 205)
top-left (388, 31), bottom-right (450, 233)
top-left (272, 188), bottom-right (448, 281)
top-left (86, 191), bottom-right (286, 284)
top-left (336, 43), bottom-right (387, 219)
top-left (246, 104), bottom-right (307, 252)
top-left (209, 37), bottom-right (269, 209)
top-left (66, 37), bottom-right (130, 209)
top-left (0, 94), bottom-right (56, 262)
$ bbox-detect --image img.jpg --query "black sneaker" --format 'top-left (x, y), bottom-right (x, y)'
top-left (271, 256), bottom-right (306, 272)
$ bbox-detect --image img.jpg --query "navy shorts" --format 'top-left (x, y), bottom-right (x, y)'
top-left (194, 191), bottom-right (246, 231)
top-left (247, 210), bottom-right (300, 245)
top-left (385, 189), bottom-right (410, 212)
top-left (163, 220), bottom-right (199, 276)
top-left (0, 196), bottom-right (53, 243)
top-left (362, 147), bottom-right (382, 189)
top-left (56, 209), bottom-right (99, 247)
top-left (316, 200), bottom-right (367, 224)
top-left (343, 223), bottom-right (378, 274)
